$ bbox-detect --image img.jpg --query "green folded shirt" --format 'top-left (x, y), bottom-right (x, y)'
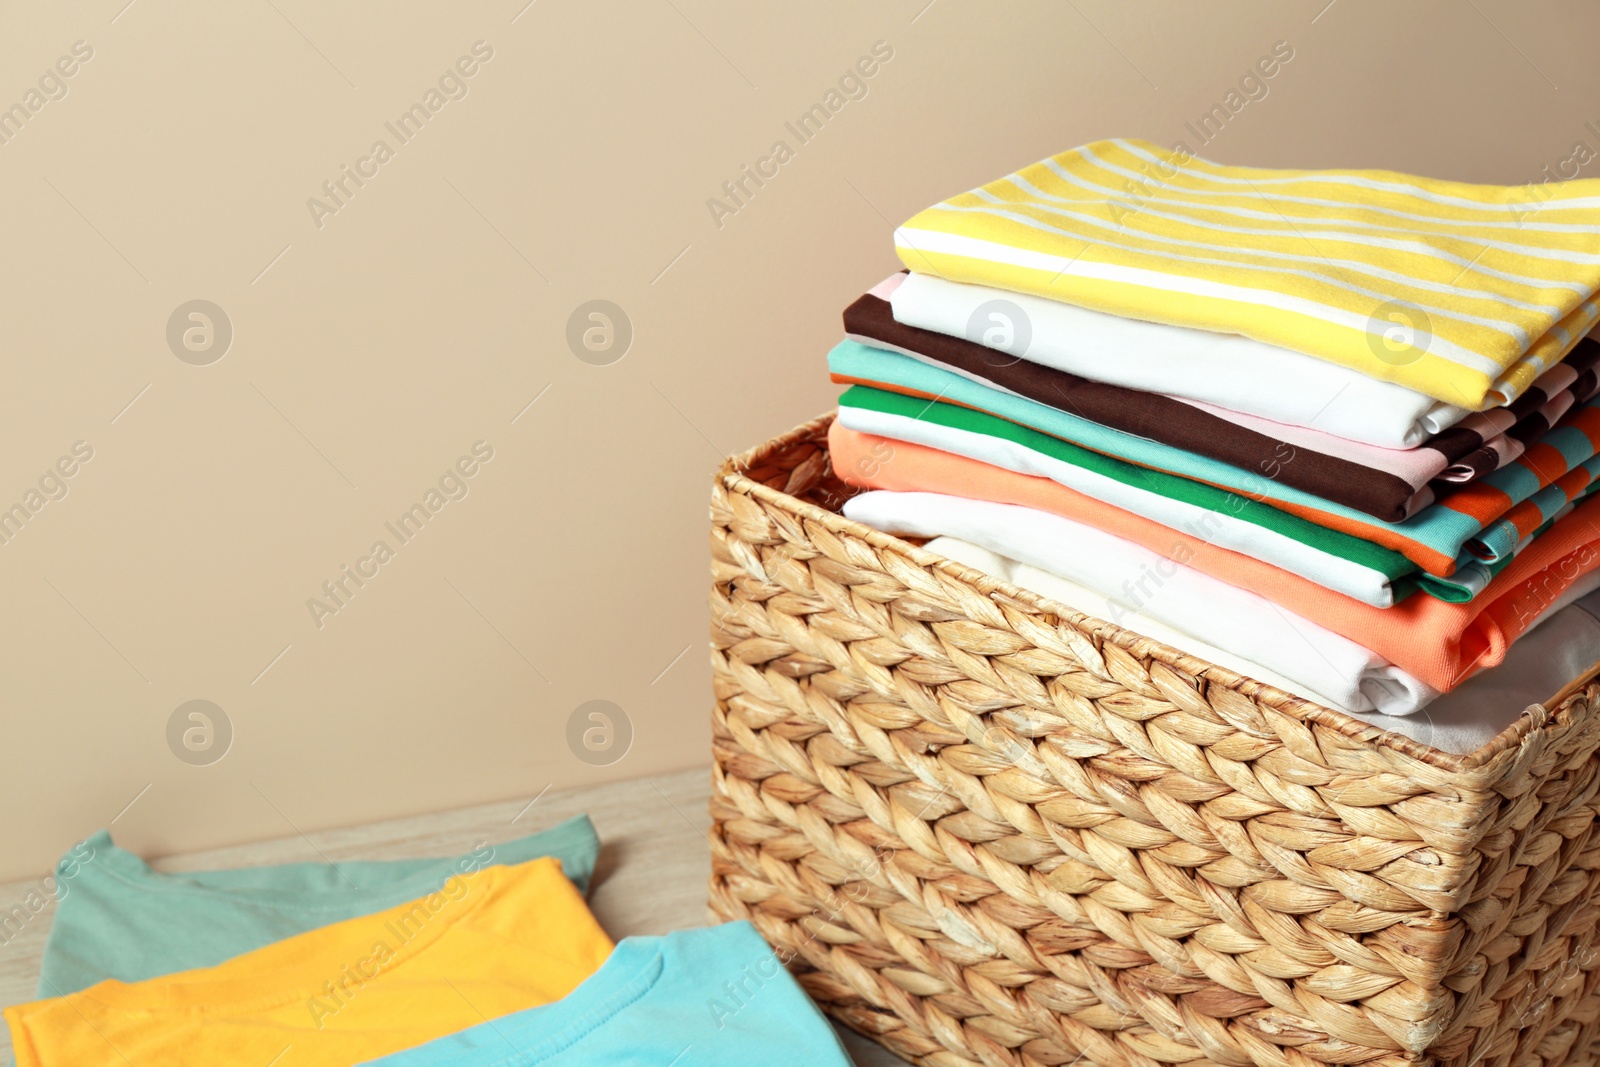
top-left (36, 813), bottom-right (600, 997)
top-left (837, 383), bottom-right (1525, 604)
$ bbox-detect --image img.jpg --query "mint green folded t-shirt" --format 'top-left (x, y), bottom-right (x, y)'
top-left (36, 813), bottom-right (600, 997)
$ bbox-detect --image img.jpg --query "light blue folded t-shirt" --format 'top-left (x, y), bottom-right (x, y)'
top-left (357, 921), bottom-right (854, 1067)
top-left (36, 814), bottom-right (600, 997)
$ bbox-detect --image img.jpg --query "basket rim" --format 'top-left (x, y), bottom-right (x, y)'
top-left (717, 408), bottom-right (1600, 777)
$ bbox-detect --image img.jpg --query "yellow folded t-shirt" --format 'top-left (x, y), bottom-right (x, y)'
top-left (5, 856), bottom-right (612, 1067)
top-left (895, 137), bottom-right (1600, 411)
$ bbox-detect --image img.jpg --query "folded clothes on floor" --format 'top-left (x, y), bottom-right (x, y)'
top-left (836, 348), bottom-right (1600, 585)
top-left (887, 269), bottom-right (1465, 448)
top-left (848, 491), bottom-right (1440, 715)
top-left (355, 923), bottom-right (854, 1067)
top-left (37, 815), bottom-right (600, 997)
top-left (847, 274), bottom-right (1600, 520)
top-left (894, 138), bottom-right (1600, 411)
top-left (9, 821), bottom-right (855, 1067)
top-left (831, 421), bottom-right (1600, 692)
top-left (923, 533), bottom-right (1600, 753)
top-left (5, 858), bottom-right (613, 1067)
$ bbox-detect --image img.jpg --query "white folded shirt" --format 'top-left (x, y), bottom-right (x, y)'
top-left (835, 404), bottom-right (1401, 608)
top-left (889, 271), bottom-right (1468, 449)
top-left (844, 489), bottom-right (1434, 715)
top-left (928, 530), bottom-right (1600, 755)
top-left (1358, 599), bottom-right (1600, 754)
top-left (922, 534), bottom-right (1408, 713)
top-left (844, 489), bottom-right (1600, 721)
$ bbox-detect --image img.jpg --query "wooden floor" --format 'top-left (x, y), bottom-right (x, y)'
top-left (0, 767), bottom-right (904, 1065)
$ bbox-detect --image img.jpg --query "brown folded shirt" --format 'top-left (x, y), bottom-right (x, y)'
top-left (1438, 367), bottom-right (1600, 483)
top-left (839, 279), bottom-right (1600, 524)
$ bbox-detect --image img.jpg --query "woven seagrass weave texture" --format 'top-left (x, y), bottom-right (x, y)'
top-left (707, 413), bottom-right (1600, 1067)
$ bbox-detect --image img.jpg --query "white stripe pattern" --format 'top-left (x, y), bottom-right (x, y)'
top-left (895, 139), bottom-right (1600, 410)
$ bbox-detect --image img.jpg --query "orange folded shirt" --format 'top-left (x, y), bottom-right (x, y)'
top-left (5, 857), bottom-right (612, 1067)
top-left (830, 421), bottom-right (1600, 692)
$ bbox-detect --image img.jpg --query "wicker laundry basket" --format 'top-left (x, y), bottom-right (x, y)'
top-left (707, 411), bottom-right (1600, 1067)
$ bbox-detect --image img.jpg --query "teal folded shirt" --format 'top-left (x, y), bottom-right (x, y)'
top-left (356, 921), bottom-right (854, 1067)
top-left (37, 814), bottom-right (600, 997)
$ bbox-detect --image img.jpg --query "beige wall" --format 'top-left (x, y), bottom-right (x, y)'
top-left (1, 0), bottom-right (1597, 880)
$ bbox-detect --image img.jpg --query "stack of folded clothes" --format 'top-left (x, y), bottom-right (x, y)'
top-left (5, 817), bottom-right (853, 1066)
top-left (830, 138), bottom-right (1600, 750)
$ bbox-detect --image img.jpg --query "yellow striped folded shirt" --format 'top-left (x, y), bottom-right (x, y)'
top-left (894, 138), bottom-right (1600, 411)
